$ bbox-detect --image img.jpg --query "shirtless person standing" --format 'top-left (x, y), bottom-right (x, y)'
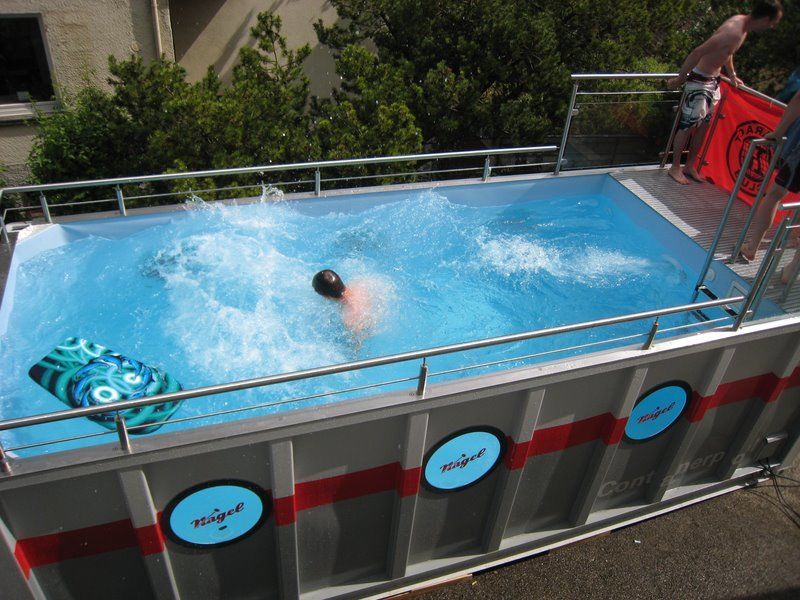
top-left (667, 0), bottom-right (783, 185)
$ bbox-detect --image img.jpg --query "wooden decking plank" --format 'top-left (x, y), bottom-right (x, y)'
top-left (612, 168), bottom-right (800, 314)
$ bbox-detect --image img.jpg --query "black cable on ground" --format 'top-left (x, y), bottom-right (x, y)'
top-left (749, 461), bottom-right (800, 531)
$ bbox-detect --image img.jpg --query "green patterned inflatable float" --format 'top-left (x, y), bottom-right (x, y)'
top-left (29, 337), bottom-right (182, 434)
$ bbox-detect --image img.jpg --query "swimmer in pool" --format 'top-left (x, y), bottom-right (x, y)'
top-left (312, 269), bottom-right (374, 338)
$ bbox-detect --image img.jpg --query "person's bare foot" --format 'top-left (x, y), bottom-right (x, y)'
top-left (684, 167), bottom-right (705, 183)
top-left (668, 167), bottom-right (690, 185)
top-left (739, 244), bottom-right (756, 263)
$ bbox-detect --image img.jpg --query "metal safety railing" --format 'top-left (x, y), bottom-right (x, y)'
top-left (556, 73), bottom-right (682, 175)
top-left (779, 200), bottom-right (800, 303)
top-left (0, 295), bottom-right (748, 472)
top-left (660, 75), bottom-right (787, 172)
top-left (691, 136), bottom-right (800, 314)
top-left (0, 146), bottom-right (558, 245)
top-left (0, 72), bottom-right (793, 471)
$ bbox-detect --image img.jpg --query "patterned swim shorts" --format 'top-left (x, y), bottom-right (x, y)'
top-left (679, 71), bottom-right (721, 130)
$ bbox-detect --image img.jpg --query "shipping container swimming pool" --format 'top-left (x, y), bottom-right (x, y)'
top-left (0, 164), bottom-right (798, 600)
top-left (0, 174), bottom-right (774, 456)
top-left (2, 74), bottom-right (799, 600)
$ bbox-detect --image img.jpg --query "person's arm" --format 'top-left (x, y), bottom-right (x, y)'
top-left (768, 91), bottom-right (800, 139)
top-left (724, 55), bottom-right (744, 88)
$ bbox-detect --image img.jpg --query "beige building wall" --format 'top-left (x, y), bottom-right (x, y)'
top-left (169, 0), bottom-right (340, 98)
top-left (1, 0), bottom-right (340, 186)
top-left (0, 0), bottom-right (174, 185)
top-left (0, 125), bottom-right (37, 185)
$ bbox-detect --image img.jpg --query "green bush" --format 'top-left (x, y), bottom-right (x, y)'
top-left (26, 2), bottom-right (800, 193)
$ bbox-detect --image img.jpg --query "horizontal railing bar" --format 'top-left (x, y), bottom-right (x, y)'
top-left (429, 332), bottom-right (650, 378)
top-left (576, 100), bottom-right (677, 106)
top-left (492, 162), bottom-right (559, 170)
top-left (0, 146), bottom-right (557, 197)
top-left (322, 166), bottom-right (481, 184)
top-left (6, 374), bottom-right (419, 453)
top-left (723, 77), bottom-right (787, 108)
top-left (44, 198), bottom-right (117, 209)
top-left (781, 201), bottom-right (800, 210)
top-left (430, 315), bottom-right (736, 380)
top-left (570, 73), bottom-right (785, 109)
top-left (572, 73), bottom-right (679, 80)
top-left (124, 183), bottom-right (264, 201)
top-left (261, 179), bottom-right (315, 188)
top-left (393, 166), bottom-right (481, 177)
top-left (0, 295), bottom-right (745, 432)
top-left (6, 429), bottom-right (114, 453)
top-left (3, 205), bottom-right (39, 214)
top-left (126, 374), bottom-right (420, 433)
top-left (575, 90), bottom-right (680, 96)
top-left (657, 315), bottom-right (734, 334)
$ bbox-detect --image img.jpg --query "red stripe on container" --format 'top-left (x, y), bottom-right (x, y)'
top-left (527, 413), bottom-right (620, 457)
top-left (604, 415), bottom-right (628, 445)
top-left (686, 373), bottom-right (790, 422)
top-left (787, 366), bottom-right (800, 387)
top-left (712, 375), bottom-right (765, 408)
top-left (756, 373), bottom-right (789, 403)
top-left (504, 438), bottom-right (530, 469)
top-left (12, 368), bottom-right (800, 567)
top-left (14, 543), bottom-right (31, 579)
top-left (396, 466), bottom-right (421, 497)
top-left (15, 519), bottom-right (137, 571)
top-left (295, 462), bottom-right (400, 511)
top-left (134, 523), bottom-right (165, 556)
top-left (273, 496), bottom-right (297, 526)
top-left (685, 391), bottom-right (708, 423)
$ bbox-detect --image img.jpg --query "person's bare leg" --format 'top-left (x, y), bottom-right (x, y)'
top-left (741, 184), bottom-right (788, 260)
top-left (781, 247), bottom-right (800, 284)
top-left (684, 119), bottom-right (711, 182)
top-left (668, 128), bottom-right (692, 184)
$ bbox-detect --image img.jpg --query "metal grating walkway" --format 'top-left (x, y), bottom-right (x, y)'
top-left (613, 168), bottom-right (800, 314)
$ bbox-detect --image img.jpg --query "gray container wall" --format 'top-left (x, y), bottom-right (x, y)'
top-left (1, 318), bottom-right (800, 600)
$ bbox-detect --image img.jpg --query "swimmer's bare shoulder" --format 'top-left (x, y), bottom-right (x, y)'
top-left (341, 280), bottom-right (373, 334)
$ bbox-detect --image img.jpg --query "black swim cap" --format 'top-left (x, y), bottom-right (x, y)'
top-left (312, 269), bottom-right (346, 299)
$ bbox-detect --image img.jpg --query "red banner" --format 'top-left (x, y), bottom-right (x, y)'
top-left (698, 81), bottom-right (797, 211)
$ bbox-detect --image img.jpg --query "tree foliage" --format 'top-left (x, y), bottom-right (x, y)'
top-left (25, 1), bottom-right (800, 186)
top-left (316, 0), bottom-right (799, 149)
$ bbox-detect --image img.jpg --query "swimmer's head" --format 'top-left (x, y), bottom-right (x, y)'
top-left (312, 269), bottom-right (346, 299)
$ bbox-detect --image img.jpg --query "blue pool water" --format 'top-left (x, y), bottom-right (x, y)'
top-left (0, 176), bottom-right (737, 454)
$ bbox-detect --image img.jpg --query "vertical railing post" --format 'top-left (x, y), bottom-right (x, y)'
top-left (733, 217), bottom-right (790, 329)
top-left (691, 139), bottom-right (762, 302)
top-left (696, 90), bottom-right (730, 176)
top-left (314, 169), bottom-right (321, 196)
top-left (115, 413), bottom-right (132, 454)
top-left (779, 208), bottom-right (800, 303)
top-left (416, 358), bottom-right (428, 397)
top-left (555, 81), bottom-right (579, 175)
top-left (660, 86), bottom-right (689, 168)
top-left (482, 155), bottom-right (491, 181)
top-left (115, 185), bottom-right (128, 217)
top-left (643, 317), bottom-right (659, 349)
top-left (729, 137), bottom-right (785, 262)
top-left (760, 209), bottom-right (800, 309)
top-left (39, 192), bottom-right (52, 224)
top-left (0, 212), bottom-right (10, 246)
top-left (0, 442), bottom-right (11, 475)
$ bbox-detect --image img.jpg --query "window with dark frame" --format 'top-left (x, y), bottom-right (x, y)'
top-left (0, 16), bottom-right (54, 105)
